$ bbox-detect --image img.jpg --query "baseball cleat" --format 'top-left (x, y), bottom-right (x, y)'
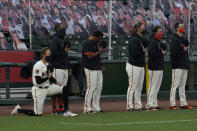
top-left (170, 106), bottom-right (177, 110)
top-left (127, 108), bottom-right (134, 112)
top-left (95, 110), bottom-right (105, 113)
top-left (11, 105), bottom-right (21, 116)
top-left (155, 106), bottom-right (161, 110)
top-left (84, 110), bottom-right (96, 114)
top-left (135, 108), bottom-right (144, 112)
top-left (180, 105), bottom-right (193, 109)
top-left (59, 108), bottom-right (65, 114)
top-left (52, 110), bottom-right (60, 115)
top-left (63, 111), bottom-right (78, 117)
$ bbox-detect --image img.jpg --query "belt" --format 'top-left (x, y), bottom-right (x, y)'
top-left (38, 86), bottom-right (48, 89)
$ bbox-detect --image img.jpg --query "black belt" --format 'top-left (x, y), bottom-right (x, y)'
top-left (38, 86), bottom-right (48, 89)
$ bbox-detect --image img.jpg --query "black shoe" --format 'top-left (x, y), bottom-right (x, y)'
top-left (52, 110), bottom-right (60, 115)
top-left (127, 108), bottom-right (134, 112)
top-left (96, 110), bottom-right (105, 113)
top-left (85, 110), bottom-right (96, 114)
top-left (155, 106), bottom-right (161, 110)
top-left (135, 108), bottom-right (143, 111)
top-left (58, 110), bottom-right (64, 114)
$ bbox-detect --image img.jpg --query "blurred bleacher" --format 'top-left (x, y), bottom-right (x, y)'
top-left (29, 34), bottom-right (197, 60)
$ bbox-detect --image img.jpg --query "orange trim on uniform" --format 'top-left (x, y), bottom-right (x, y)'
top-left (85, 69), bottom-right (91, 112)
top-left (35, 89), bottom-right (38, 114)
top-left (147, 71), bottom-right (154, 105)
top-left (170, 69), bottom-right (176, 105)
top-left (88, 37), bottom-right (93, 41)
top-left (84, 52), bottom-right (94, 55)
top-left (127, 65), bottom-right (133, 109)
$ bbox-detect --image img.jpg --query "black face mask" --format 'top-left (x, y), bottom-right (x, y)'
top-left (45, 56), bottom-right (50, 62)
top-left (142, 29), bottom-right (146, 35)
top-left (57, 28), bottom-right (66, 38)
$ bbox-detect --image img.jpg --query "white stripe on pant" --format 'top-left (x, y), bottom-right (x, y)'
top-left (146, 70), bottom-right (163, 108)
top-left (170, 69), bottom-right (188, 107)
top-left (84, 68), bottom-right (103, 113)
top-left (126, 63), bottom-right (144, 110)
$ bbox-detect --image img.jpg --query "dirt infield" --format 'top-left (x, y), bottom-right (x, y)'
top-left (0, 99), bottom-right (197, 116)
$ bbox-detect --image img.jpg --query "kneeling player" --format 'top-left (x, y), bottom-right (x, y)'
top-left (11, 47), bottom-right (77, 116)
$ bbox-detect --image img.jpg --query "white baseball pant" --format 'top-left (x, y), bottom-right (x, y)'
top-left (170, 69), bottom-right (188, 107)
top-left (146, 70), bottom-right (163, 108)
top-left (32, 84), bottom-right (64, 115)
top-left (84, 68), bottom-right (103, 113)
top-left (47, 84), bottom-right (64, 96)
top-left (126, 63), bottom-right (144, 110)
top-left (53, 69), bottom-right (68, 86)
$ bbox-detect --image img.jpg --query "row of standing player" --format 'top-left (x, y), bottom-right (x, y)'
top-left (11, 22), bottom-right (193, 116)
top-left (127, 22), bottom-right (192, 111)
top-left (81, 22), bottom-right (193, 112)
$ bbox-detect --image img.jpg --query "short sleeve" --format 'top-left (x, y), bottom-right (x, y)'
top-left (33, 64), bottom-right (42, 77)
top-left (82, 41), bottom-right (93, 55)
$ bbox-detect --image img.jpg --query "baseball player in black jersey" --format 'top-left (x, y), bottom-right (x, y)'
top-left (169, 23), bottom-right (193, 110)
top-left (49, 23), bottom-right (77, 116)
top-left (126, 22), bottom-right (147, 111)
top-left (146, 26), bottom-right (166, 111)
top-left (82, 31), bottom-right (105, 114)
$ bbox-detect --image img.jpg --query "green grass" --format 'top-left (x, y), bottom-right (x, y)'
top-left (1, 109), bottom-right (197, 131)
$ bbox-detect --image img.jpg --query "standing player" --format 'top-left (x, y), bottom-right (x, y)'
top-left (169, 23), bottom-right (193, 110)
top-left (49, 23), bottom-right (65, 115)
top-left (50, 23), bottom-right (77, 116)
top-left (126, 22), bottom-right (147, 111)
top-left (146, 26), bottom-right (166, 110)
top-left (11, 47), bottom-right (63, 116)
top-left (82, 31), bottom-right (105, 113)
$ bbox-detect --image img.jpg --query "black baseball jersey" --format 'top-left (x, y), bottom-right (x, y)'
top-left (49, 33), bottom-right (70, 69)
top-left (128, 34), bottom-right (145, 67)
top-left (170, 33), bottom-right (190, 69)
top-left (148, 37), bottom-right (164, 70)
top-left (82, 40), bottom-right (102, 70)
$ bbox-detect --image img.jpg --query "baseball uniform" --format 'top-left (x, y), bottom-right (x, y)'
top-left (126, 33), bottom-right (145, 110)
top-left (82, 40), bottom-right (103, 113)
top-left (170, 33), bottom-right (190, 107)
top-left (146, 37), bottom-right (164, 109)
top-left (49, 30), bottom-right (71, 114)
top-left (11, 60), bottom-right (63, 116)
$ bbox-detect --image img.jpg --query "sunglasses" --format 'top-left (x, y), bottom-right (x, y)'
top-left (0, 37), bottom-right (5, 39)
